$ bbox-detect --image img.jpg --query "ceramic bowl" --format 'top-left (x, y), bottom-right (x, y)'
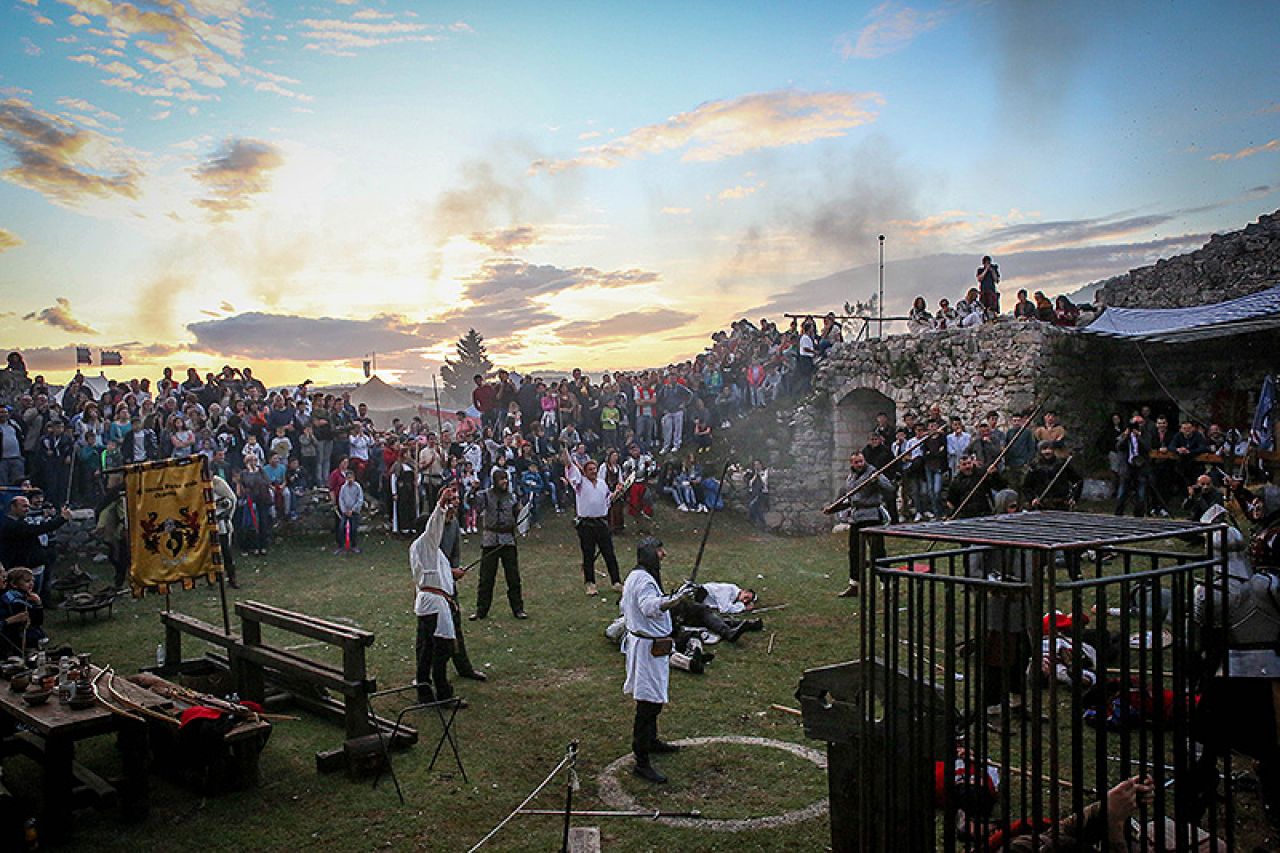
top-left (21, 688), bottom-right (52, 706)
top-left (8, 671), bottom-right (31, 692)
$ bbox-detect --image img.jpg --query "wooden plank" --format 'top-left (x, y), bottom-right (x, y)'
top-left (230, 644), bottom-right (365, 694)
top-left (568, 827), bottom-right (602, 853)
top-left (237, 600), bottom-right (374, 646)
top-left (161, 612), bottom-right (240, 648)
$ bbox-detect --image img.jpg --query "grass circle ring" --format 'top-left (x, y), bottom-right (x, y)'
top-left (596, 735), bottom-right (828, 832)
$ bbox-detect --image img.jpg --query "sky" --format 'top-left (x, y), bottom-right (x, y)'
top-left (1, 0), bottom-right (1277, 387)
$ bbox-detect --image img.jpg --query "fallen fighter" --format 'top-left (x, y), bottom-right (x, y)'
top-left (671, 582), bottom-right (764, 644)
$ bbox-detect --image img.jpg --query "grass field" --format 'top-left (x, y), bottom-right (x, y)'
top-left (18, 502), bottom-right (858, 852)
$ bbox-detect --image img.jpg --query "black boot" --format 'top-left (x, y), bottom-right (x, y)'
top-left (744, 618), bottom-right (764, 632)
top-left (726, 621), bottom-right (749, 642)
top-left (632, 755), bottom-right (667, 783)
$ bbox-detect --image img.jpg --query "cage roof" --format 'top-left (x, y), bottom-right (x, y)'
top-left (872, 510), bottom-right (1216, 551)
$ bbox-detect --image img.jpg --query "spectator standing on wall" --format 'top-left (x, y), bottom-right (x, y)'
top-left (976, 255), bottom-right (1000, 315)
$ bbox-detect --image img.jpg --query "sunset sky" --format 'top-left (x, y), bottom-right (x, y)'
top-left (1, 1), bottom-right (1277, 386)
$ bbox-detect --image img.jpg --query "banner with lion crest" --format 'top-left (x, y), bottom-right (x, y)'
top-left (124, 456), bottom-right (222, 596)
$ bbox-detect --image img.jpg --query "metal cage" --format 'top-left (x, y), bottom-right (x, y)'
top-left (799, 512), bottom-right (1242, 851)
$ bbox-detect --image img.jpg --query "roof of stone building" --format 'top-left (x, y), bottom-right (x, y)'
top-left (1083, 283), bottom-right (1280, 343)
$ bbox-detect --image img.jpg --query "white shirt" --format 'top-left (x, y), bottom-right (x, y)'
top-left (566, 463), bottom-right (612, 518)
top-left (701, 582), bottom-right (746, 615)
top-left (348, 432), bottom-right (372, 461)
top-left (621, 568), bottom-right (672, 704)
top-left (410, 504), bottom-right (456, 639)
top-left (798, 334), bottom-right (815, 358)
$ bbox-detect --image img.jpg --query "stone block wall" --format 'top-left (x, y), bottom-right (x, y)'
top-left (1098, 210), bottom-right (1280, 308)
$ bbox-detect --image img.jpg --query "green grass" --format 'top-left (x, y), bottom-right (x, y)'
top-left (14, 504), bottom-right (1269, 850)
top-left (20, 506), bottom-right (855, 852)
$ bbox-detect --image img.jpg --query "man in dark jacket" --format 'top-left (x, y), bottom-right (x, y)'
top-left (1023, 442), bottom-right (1083, 511)
top-left (0, 493), bottom-right (69, 571)
top-left (826, 452), bottom-right (891, 598)
top-left (1114, 419), bottom-right (1152, 517)
top-left (947, 453), bottom-right (1005, 519)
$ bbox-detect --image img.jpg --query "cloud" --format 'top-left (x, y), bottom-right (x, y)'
top-left (554, 309), bottom-right (697, 342)
top-left (661, 207), bottom-right (691, 216)
top-left (459, 259), bottom-right (659, 302)
top-left (984, 212), bottom-right (1180, 253)
top-left (57, 0), bottom-right (251, 101)
top-left (836, 2), bottom-right (950, 59)
top-left (22, 37), bottom-right (42, 57)
top-left (718, 182), bottom-right (763, 201)
top-left (55, 96), bottom-right (121, 129)
top-left (531, 89), bottom-right (883, 174)
top-left (0, 98), bottom-right (141, 205)
top-left (23, 297), bottom-right (98, 334)
top-left (752, 234), bottom-right (1211, 319)
top-left (469, 225), bottom-right (540, 253)
top-left (187, 312), bottom-right (433, 361)
top-left (0, 229), bottom-right (22, 253)
top-left (191, 137), bottom-right (284, 221)
top-left (1209, 139), bottom-right (1279, 161)
top-left (298, 14), bottom-right (452, 54)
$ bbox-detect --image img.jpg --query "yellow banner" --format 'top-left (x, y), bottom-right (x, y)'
top-left (125, 457), bottom-right (221, 596)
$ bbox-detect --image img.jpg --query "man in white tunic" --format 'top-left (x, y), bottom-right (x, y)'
top-left (622, 536), bottom-right (694, 783)
top-left (563, 446), bottom-right (625, 595)
top-left (411, 485), bottom-right (464, 704)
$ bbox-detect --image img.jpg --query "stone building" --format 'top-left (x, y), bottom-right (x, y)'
top-left (756, 210), bottom-right (1280, 533)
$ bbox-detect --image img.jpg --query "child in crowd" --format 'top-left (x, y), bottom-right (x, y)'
top-left (1, 567), bottom-right (45, 652)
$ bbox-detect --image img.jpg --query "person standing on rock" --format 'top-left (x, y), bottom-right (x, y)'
top-left (977, 255), bottom-right (1001, 316)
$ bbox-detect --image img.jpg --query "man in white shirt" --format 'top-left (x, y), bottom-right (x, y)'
top-left (347, 421), bottom-right (373, 483)
top-left (672, 582), bottom-right (762, 643)
top-left (564, 447), bottom-right (625, 595)
top-left (622, 537), bottom-right (694, 784)
top-left (411, 486), bottom-right (464, 705)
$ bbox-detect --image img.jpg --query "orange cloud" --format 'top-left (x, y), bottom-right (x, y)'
top-left (191, 137), bottom-right (284, 222)
top-left (1209, 139), bottom-right (1279, 161)
top-left (0, 98), bottom-right (141, 205)
top-left (531, 89), bottom-right (883, 174)
top-left (23, 297), bottom-right (97, 335)
top-left (0, 228), bottom-right (22, 252)
top-left (469, 225), bottom-right (540, 253)
top-left (298, 14), bottom-right (460, 55)
top-left (836, 2), bottom-right (950, 60)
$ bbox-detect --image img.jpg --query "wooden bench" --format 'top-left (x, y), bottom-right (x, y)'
top-left (158, 602), bottom-right (416, 774)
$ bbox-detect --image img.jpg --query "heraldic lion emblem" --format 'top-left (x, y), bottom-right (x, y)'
top-left (139, 506), bottom-right (202, 560)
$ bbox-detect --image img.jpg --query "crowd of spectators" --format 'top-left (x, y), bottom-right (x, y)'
top-left (905, 256), bottom-right (1097, 333)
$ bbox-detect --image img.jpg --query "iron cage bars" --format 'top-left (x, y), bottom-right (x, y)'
top-left (853, 513), bottom-right (1232, 852)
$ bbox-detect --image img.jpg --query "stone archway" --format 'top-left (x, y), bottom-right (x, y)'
top-left (832, 388), bottom-right (896, 491)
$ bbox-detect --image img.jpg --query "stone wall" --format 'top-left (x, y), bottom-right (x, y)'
top-left (1098, 209), bottom-right (1280, 308)
top-left (753, 318), bottom-right (1278, 534)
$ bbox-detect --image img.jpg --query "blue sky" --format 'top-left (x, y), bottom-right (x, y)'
top-left (1, 0), bottom-right (1277, 384)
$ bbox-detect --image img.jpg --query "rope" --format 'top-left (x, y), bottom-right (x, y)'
top-left (467, 746), bottom-right (576, 852)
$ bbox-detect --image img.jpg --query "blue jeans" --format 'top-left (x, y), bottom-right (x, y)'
top-left (924, 469), bottom-right (944, 517)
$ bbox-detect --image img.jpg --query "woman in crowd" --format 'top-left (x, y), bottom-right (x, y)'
top-left (908, 296), bottom-right (933, 333)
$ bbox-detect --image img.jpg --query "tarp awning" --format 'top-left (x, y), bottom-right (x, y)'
top-left (1082, 283), bottom-right (1280, 343)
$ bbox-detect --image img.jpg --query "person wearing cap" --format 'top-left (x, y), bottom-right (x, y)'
top-left (621, 536), bottom-right (695, 783)
top-left (947, 453), bottom-right (1005, 519)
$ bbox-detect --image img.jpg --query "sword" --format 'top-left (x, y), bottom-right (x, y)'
top-left (687, 456), bottom-right (733, 587)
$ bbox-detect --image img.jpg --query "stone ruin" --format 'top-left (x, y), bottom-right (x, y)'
top-left (751, 209), bottom-right (1280, 534)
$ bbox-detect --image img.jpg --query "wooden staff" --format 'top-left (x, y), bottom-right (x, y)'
top-left (942, 400), bottom-right (1045, 523)
top-left (822, 426), bottom-right (944, 515)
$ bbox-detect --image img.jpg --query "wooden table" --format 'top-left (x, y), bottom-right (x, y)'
top-left (0, 666), bottom-right (171, 845)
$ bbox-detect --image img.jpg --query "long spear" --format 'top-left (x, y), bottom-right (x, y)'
top-left (822, 426), bottom-right (943, 515)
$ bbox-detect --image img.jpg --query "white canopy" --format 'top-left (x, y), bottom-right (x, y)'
top-left (1083, 284), bottom-right (1280, 343)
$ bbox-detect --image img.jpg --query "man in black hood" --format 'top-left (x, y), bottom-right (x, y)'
top-left (621, 536), bottom-right (694, 783)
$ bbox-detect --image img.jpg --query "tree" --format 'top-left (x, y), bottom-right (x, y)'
top-left (440, 328), bottom-right (493, 404)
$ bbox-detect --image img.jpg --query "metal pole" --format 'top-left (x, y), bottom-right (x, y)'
top-left (878, 234), bottom-right (885, 338)
top-left (560, 741), bottom-right (578, 853)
